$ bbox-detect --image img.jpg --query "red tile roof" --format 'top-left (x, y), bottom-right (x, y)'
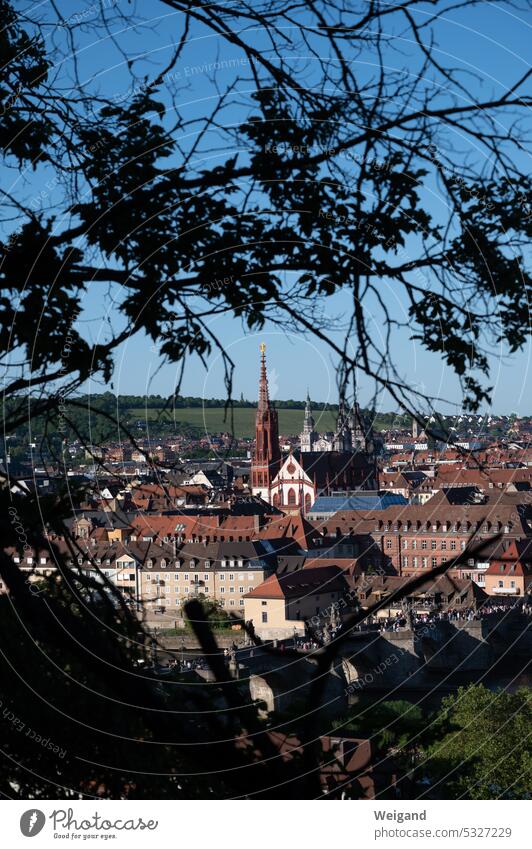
top-left (245, 565), bottom-right (346, 600)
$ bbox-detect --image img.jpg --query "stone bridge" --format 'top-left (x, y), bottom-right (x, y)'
top-left (242, 612), bottom-right (531, 714)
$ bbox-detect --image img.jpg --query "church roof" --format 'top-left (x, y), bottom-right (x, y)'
top-left (294, 449), bottom-right (374, 475)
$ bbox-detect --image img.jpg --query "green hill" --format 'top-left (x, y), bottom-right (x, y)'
top-left (127, 406), bottom-right (339, 438)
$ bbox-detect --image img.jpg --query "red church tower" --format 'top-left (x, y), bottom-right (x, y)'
top-left (251, 343), bottom-right (280, 501)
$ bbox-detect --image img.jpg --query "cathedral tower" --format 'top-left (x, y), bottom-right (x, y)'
top-left (251, 344), bottom-right (281, 500)
top-left (300, 390), bottom-right (317, 452)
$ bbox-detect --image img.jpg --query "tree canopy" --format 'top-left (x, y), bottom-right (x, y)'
top-left (424, 685), bottom-right (532, 799)
top-left (1, 0), bottom-right (532, 438)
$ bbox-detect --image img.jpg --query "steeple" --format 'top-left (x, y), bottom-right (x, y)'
top-left (258, 342), bottom-right (270, 414)
top-left (251, 344), bottom-right (281, 500)
top-left (333, 399), bottom-right (352, 452)
top-left (300, 389), bottom-right (317, 452)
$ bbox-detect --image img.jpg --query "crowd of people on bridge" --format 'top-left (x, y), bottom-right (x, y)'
top-left (375, 596), bottom-right (532, 633)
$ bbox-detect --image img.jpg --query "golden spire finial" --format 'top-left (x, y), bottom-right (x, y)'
top-left (260, 342), bottom-right (266, 354)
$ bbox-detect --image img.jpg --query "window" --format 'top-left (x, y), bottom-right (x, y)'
top-left (441, 540), bottom-right (447, 550)
top-left (432, 557), bottom-right (437, 567)
top-left (386, 539), bottom-right (392, 550)
top-left (238, 559), bottom-right (244, 568)
top-left (402, 540), bottom-right (408, 549)
top-left (422, 557), bottom-right (428, 568)
top-left (262, 612), bottom-right (268, 623)
top-left (510, 580), bottom-right (515, 588)
top-left (261, 601), bottom-right (267, 606)
top-left (402, 556), bottom-right (408, 568)
top-left (205, 561), bottom-right (210, 568)
top-left (287, 487), bottom-right (296, 506)
top-left (412, 540), bottom-right (417, 550)
top-left (161, 559), bottom-right (166, 569)
top-left (239, 586), bottom-right (245, 593)
top-left (229, 573), bottom-right (235, 581)
top-left (239, 599), bottom-right (245, 607)
top-left (203, 574), bottom-right (209, 581)
top-left (189, 560), bottom-right (195, 568)
top-left (40, 557), bottom-right (47, 565)
top-left (221, 559), bottom-right (227, 568)
top-left (229, 600), bottom-right (235, 607)
top-left (230, 587), bottom-right (235, 593)
top-left (219, 573), bottom-right (225, 581)
top-left (220, 587), bottom-right (225, 594)
top-left (413, 557), bottom-right (418, 568)
top-left (174, 574), bottom-right (179, 581)
top-left (498, 580), bottom-right (504, 588)
top-left (450, 541), bottom-right (456, 551)
top-left (431, 540), bottom-right (437, 550)
top-left (421, 540), bottom-right (427, 550)
top-left (460, 541), bottom-right (466, 551)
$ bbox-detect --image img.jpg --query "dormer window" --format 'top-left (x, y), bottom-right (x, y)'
top-left (147, 559), bottom-right (153, 569)
top-left (161, 559), bottom-right (166, 569)
top-left (190, 560), bottom-right (195, 568)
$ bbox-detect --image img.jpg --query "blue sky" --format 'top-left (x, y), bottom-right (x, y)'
top-left (8, 1), bottom-right (532, 413)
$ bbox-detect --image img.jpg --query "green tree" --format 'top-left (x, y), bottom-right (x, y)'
top-left (423, 685), bottom-right (532, 799)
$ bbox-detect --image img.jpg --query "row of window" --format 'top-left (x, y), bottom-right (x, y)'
top-left (13, 556), bottom-right (48, 565)
top-left (145, 572), bottom-right (255, 581)
top-left (157, 598), bottom-right (245, 607)
top-left (387, 539), bottom-right (465, 551)
top-left (378, 522), bottom-right (509, 533)
top-left (151, 586), bottom-right (246, 595)
top-left (145, 557), bottom-right (248, 569)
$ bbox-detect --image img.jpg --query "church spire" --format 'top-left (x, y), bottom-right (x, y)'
top-left (251, 344), bottom-right (281, 499)
top-left (300, 387), bottom-right (317, 452)
top-left (258, 342), bottom-right (270, 414)
top-left (303, 389), bottom-right (315, 431)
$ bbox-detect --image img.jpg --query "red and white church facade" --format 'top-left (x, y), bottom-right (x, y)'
top-left (251, 346), bottom-right (378, 514)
